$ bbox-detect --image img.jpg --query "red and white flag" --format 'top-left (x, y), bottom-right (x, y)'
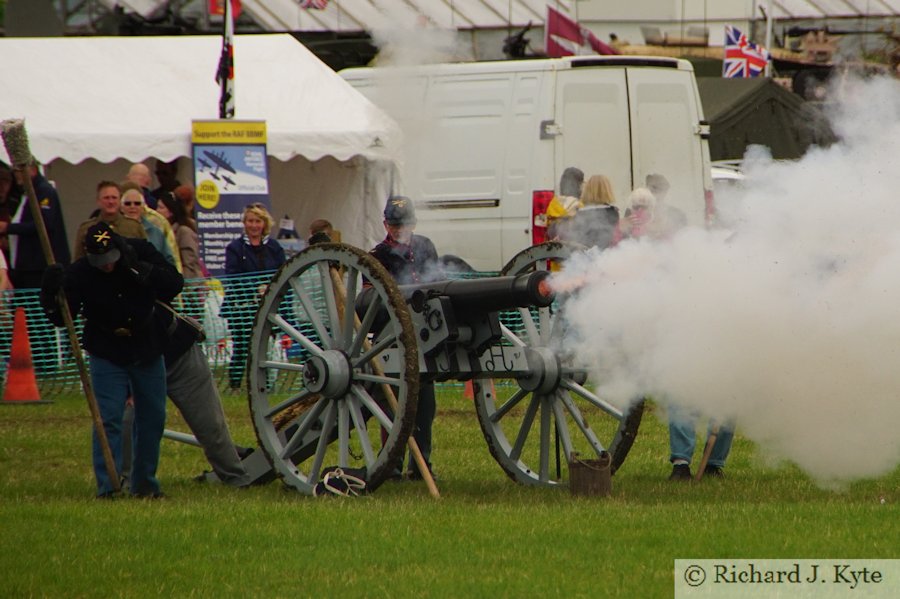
top-left (215, 0), bottom-right (235, 119)
top-left (299, 0), bottom-right (329, 9)
top-left (545, 6), bottom-right (619, 58)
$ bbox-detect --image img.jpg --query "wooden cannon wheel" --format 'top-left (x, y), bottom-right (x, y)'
top-left (473, 242), bottom-right (645, 486)
top-left (247, 243), bottom-right (419, 495)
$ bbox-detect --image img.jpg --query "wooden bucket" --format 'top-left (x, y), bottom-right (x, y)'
top-left (569, 451), bottom-right (612, 497)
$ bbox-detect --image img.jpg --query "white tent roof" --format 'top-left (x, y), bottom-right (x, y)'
top-left (0, 34), bottom-right (399, 166)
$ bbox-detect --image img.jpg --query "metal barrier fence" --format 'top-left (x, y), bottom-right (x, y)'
top-left (0, 269), bottom-right (522, 397)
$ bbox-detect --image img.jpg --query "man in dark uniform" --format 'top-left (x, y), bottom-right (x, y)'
top-left (41, 222), bottom-right (183, 498)
top-left (370, 195), bottom-right (444, 479)
top-left (0, 158), bottom-right (70, 288)
top-left (0, 159), bottom-right (71, 373)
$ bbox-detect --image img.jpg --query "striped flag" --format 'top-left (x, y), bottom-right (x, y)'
top-left (299, 0), bottom-right (329, 8)
top-left (723, 25), bottom-right (769, 78)
top-left (216, 0), bottom-right (235, 119)
top-left (545, 5), bottom-right (619, 58)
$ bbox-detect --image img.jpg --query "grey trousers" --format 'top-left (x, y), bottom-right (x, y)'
top-left (166, 344), bottom-right (251, 487)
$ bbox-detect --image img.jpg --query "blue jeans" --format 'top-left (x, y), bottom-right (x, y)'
top-left (89, 355), bottom-right (167, 496)
top-left (668, 404), bottom-right (734, 469)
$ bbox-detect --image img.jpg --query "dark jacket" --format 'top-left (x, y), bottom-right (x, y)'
top-left (42, 238), bottom-right (183, 366)
top-left (562, 204), bottom-right (620, 250)
top-left (220, 234), bottom-right (286, 318)
top-left (7, 172), bottom-right (71, 271)
top-left (370, 234), bottom-right (443, 285)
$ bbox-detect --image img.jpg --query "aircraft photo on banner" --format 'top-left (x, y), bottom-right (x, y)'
top-left (191, 119), bottom-right (271, 276)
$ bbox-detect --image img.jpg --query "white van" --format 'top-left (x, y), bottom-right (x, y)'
top-left (342, 56), bottom-right (713, 271)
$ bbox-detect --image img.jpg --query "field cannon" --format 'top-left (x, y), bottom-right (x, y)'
top-left (208, 242), bottom-right (643, 495)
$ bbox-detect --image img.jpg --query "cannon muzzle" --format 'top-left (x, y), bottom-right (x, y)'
top-left (404, 271), bottom-right (554, 314)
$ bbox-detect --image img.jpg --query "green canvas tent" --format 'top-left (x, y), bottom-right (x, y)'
top-left (697, 77), bottom-right (835, 161)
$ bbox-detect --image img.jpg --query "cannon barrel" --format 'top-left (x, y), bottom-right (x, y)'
top-left (403, 271), bottom-right (554, 315)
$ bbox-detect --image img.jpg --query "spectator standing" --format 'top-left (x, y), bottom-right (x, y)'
top-left (619, 187), bottom-right (657, 240)
top-left (0, 251), bottom-right (9, 292)
top-left (369, 196), bottom-right (443, 480)
top-left (646, 173), bottom-right (687, 236)
top-left (172, 184), bottom-right (198, 230)
top-left (152, 159), bottom-right (181, 204)
top-left (544, 167), bottom-right (584, 241)
top-left (562, 174), bottom-right (620, 250)
top-left (635, 174), bottom-right (734, 480)
top-left (40, 222), bottom-right (183, 498)
top-left (157, 193), bottom-right (206, 319)
top-left (221, 203), bottom-right (286, 390)
top-left (1, 159), bottom-right (70, 374)
top-left (668, 406), bottom-right (735, 481)
top-left (126, 163), bottom-right (158, 210)
top-left (0, 162), bottom-right (21, 266)
top-left (73, 181), bottom-right (146, 260)
top-left (119, 185), bottom-right (180, 271)
top-left (308, 218), bottom-right (335, 244)
top-left (0, 158), bottom-right (70, 289)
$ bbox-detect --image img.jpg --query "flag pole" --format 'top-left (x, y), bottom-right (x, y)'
top-left (217, 0), bottom-right (235, 119)
top-left (764, 0), bottom-right (773, 77)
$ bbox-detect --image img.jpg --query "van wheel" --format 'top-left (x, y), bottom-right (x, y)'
top-left (472, 242), bottom-right (644, 486)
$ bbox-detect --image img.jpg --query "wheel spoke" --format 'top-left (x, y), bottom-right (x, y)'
top-left (348, 292), bottom-right (383, 358)
top-left (353, 332), bottom-right (398, 368)
top-left (537, 306), bottom-right (551, 345)
top-left (354, 371), bottom-right (402, 387)
top-left (558, 390), bottom-right (607, 454)
top-left (515, 307), bottom-right (541, 346)
top-left (539, 397), bottom-right (551, 481)
top-left (260, 360), bottom-right (304, 372)
top-left (560, 379), bottom-right (625, 420)
top-left (264, 388), bottom-right (318, 420)
top-left (338, 400), bottom-right (350, 467)
top-left (348, 395), bottom-right (377, 467)
top-left (289, 274), bottom-right (333, 350)
top-left (352, 385), bottom-right (395, 431)
top-left (318, 262), bottom-right (343, 346)
top-left (490, 386), bottom-right (529, 423)
top-left (278, 397), bottom-right (329, 458)
top-left (499, 323), bottom-right (527, 348)
top-left (338, 267), bottom-right (359, 350)
top-left (551, 395), bottom-right (575, 461)
top-left (308, 400), bottom-right (337, 482)
top-left (510, 394), bottom-right (540, 461)
top-left (268, 312), bottom-right (325, 358)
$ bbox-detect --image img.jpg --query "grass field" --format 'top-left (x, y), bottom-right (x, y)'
top-left (1, 388), bottom-right (897, 598)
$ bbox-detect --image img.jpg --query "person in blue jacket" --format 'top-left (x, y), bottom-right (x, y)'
top-left (220, 203), bottom-right (286, 390)
top-left (1, 159), bottom-right (71, 373)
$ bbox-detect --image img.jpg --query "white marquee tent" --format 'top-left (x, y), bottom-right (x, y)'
top-left (0, 33), bottom-right (401, 251)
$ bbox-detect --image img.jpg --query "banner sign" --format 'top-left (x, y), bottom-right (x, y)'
top-left (191, 119), bottom-right (270, 277)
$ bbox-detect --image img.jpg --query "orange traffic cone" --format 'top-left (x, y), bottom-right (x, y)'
top-left (2, 307), bottom-right (49, 404)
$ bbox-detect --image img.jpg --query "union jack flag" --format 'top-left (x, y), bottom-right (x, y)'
top-left (723, 25), bottom-right (769, 78)
top-left (299, 0), bottom-right (329, 8)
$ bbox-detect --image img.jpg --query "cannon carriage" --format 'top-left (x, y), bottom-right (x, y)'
top-left (231, 242), bottom-right (643, 495)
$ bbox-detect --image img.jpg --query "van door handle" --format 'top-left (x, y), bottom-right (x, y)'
top-left (696, 120), bottom-right (711, 139)
top-left (541, 120), bottom-right (562, 139)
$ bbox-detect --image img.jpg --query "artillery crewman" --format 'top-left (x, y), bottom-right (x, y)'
top-left (41, 221), bottom-right (183, 499)
top-left (370, 195), bottom-right (444, 479)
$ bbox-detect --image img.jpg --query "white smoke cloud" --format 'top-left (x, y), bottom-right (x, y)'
top-left (554, 75), bottom-right (900, 487)
top-left (368, 9), bottom-right (463, 67)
